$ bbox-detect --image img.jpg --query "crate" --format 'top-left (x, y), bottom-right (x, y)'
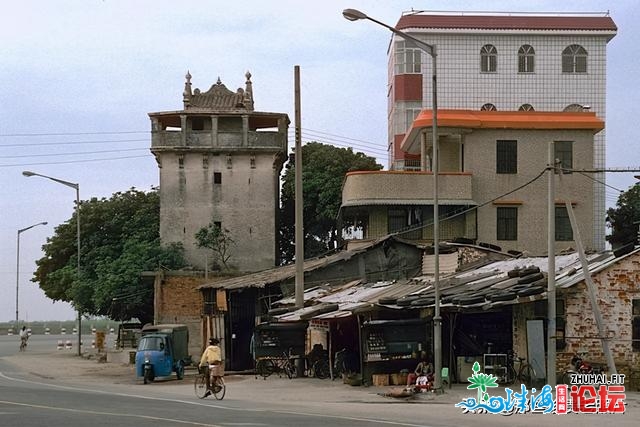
top-left (372, 374), bottom-right (389, 386)
top-left (390, 372), bottom-right (408, 386)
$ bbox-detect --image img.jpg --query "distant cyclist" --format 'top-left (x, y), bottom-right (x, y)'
top-left (19, 326), bottom-right (29, 351)
top-left (199, 338), bottom-right (222, 395)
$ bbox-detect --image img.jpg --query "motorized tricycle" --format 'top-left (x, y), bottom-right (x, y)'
top-left (135, 324), bottom-right (191, 384)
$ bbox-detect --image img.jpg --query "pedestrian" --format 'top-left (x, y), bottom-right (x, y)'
top-left (19, 326), bottom-right (29, 351)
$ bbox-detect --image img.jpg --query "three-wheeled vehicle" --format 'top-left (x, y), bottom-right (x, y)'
top-left (135, 324), bottom-right (190, 384)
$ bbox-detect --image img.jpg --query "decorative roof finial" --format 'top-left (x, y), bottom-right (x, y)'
top-left (216, 76), bottom-right (222, 85)
top-left (244, 70), bottom-right (254, 111)
top-left (183, 70), bottom-right (193, 108)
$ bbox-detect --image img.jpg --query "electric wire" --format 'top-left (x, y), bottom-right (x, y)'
top-left (0, 155), bottom-right (151, 168)
top-left (0, 147), bottom-right (148, 159)
top-left (0, 138), bottom-right (148, 148)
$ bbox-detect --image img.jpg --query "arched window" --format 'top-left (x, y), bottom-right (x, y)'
top-left (563, 104), bottom-right (585, 112)
top-left (481, 44), bottom-right (498, 72)
top-left (562, 45), bottom-right (587, 73)
top-left (481, 103), bottom-right (497, 111)
top-left (519, 104), bottom-right (535, 111)
top-left (518, 45), bottom-right (535, 73)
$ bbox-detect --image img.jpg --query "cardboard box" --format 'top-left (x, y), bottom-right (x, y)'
top-left (372, 374), bottom-right (389, 386)
top-left (390, 372), bottom-right (408, 385)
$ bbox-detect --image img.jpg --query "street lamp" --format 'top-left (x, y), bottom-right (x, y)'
top-left (342, 8), bottom-right (442, 391)
top-left (23, 170), bottom-right (82, 356)
top-left (16, 221), bottom-right (48, 325)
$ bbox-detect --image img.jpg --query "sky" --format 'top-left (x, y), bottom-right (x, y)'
top-left (1, 0), bottom-right (639, 322)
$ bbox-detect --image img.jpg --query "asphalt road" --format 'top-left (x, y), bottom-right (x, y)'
top-left (1, 335), bottom-right (639, 427)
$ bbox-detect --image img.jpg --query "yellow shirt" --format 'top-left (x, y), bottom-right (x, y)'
top-left (200, 345), bottom-right (222, 366)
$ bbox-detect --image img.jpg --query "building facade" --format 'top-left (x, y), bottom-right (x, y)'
top-left (149, 72), bottom-right (289, 272)
top-left (343, 11), bottom-right (617, 253)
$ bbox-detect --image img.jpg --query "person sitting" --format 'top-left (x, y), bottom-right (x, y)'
top-left (199, 337), bottom-right (222, 395)
top-left (407, 351), bottom-right (433, 387)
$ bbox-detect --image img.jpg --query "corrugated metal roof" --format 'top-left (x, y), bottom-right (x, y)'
top-left (198, 235), bottom-right (422, 290)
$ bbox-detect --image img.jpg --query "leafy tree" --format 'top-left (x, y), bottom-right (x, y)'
top-left (195, 222), bottom-right (235, 271)
top-left (606, 183), bottom-right (640, 248)
top-left (279, 142), bottom-right (382, 263)
top-left (33, 188), bottom-right (186, 323)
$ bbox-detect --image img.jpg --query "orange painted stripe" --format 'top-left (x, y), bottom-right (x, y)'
top-left (411, 109), bottom-right (604, 131)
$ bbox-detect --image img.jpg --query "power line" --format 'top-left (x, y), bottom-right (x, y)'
top-left (0, 138), bottom-right (148, 148)
top-left (0, 147), bottom-right (148, 159)
top-left (0, 131), bottom-right (147, 137)
top-left (0, 155), bottom-right (151, 168)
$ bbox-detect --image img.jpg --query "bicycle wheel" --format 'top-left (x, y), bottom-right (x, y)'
top-left (313, 359), bottom-right (330, 379)
top-left (284, 360), bottom-right (296, 379)
top-left (256, 359), bottom-right (274, 379)
top-left (212, 377), bottom-right (226, 400)
top-left (504, 365), bottom-right (516, 385)
top-left (194, 374), bottom-right (208, 399)
top-left (519, 364), bottom-right (535, 388)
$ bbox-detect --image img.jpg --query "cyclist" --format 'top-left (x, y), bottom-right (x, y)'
top-left (19, 326), bottom-right (29, 351)
top-left (199, 337), bottom-right (222, 396)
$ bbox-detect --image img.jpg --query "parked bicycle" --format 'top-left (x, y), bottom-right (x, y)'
top-left (255, 350), bottom-right (296, 380)
top-left (504, 351), bottom-right (535, 387)
top-left (194, 364), bottom-right (226, 400)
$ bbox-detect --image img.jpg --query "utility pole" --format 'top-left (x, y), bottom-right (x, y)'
top-left (547, 142), bottom-right (556, 387)
top-left (294, 65), bottom-right (304, 308)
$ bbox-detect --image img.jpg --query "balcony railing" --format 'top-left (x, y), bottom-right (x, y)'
top-left (151, 130), bottom-right (286, 151)
top-left (341, 171), bottom-right (473, 207)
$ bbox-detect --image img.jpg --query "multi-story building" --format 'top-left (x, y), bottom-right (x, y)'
top-left (149, 72), bottom-right (289, 272)
top-left (341, 11), bottom-right (617, 255)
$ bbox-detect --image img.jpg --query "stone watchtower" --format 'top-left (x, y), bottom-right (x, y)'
top-left (149, 71), bottom-right (289, 272)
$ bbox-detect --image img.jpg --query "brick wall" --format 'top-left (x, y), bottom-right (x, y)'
top-left (560, 253), bottom-right (640, 391)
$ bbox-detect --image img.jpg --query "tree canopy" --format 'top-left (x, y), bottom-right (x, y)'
top-left (279, 142), bottom-right (382, 263)
top-left (33, 188), bottom-right (186, 324)
top-left (606, 183), bottom-right (640, 248)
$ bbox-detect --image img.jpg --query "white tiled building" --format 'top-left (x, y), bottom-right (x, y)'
top-left (341, 12), bottom-right (617, 254)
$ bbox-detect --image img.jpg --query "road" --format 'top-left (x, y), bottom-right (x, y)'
top-left (1, 335), bottom-right (638, 426)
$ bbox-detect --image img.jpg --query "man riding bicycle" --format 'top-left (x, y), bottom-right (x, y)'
top-left (19, 326), bottom-right (29, 351)
top-left (199, 337), bottom-right (222, 396)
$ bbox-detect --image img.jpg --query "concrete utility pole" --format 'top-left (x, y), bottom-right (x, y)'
top-left (565, 202), bottom-right (617, 375)
top-left (547, 143), bottom-right (556, 387)
top-left (294, 65), bottom-right (304, 309)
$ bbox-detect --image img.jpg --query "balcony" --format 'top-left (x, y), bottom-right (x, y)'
top-left (341, 171), bottom-right (474, 208)
top-left (151, 130), bottom-right (287, 151)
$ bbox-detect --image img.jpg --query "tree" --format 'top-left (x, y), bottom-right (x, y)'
top-left (606, 183), bottom-right (640, 248)
top-left (279, 142), bottom-right (382, 263)
top-left (33, 188), bottom-right (186, 323)
top-left (195, 222), bottom-right (235, 271)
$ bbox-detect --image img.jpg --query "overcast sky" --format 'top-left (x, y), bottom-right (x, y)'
top-left (1, 0), bottom-right (638, 322)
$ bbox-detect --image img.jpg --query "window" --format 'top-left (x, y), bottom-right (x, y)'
top-left (497, 207), bottom-right (518, 240)
top-left (496, 140), bottom-right (517, 174)
top-left (554, 141), bottom-right (573, 174)
top-left (213, 221), bottom-right (222, 230)
top-left (555, 206), bottom-right (573, 241)
top-left (518, 45), bottom-right (535, 73)
top-left (633, 299), bottom-right (640, 351)
top-left (480, 44), bottom-right (497, 72)
top-left (562, 45), bottom-right (587, 73)
top-left (178, 154), bottom-right (184, 169)
top-left (518, 104), bottom-right (535, 111)
top-left (394, 40), bottom-right (422, 74)
top-left (481, 103), bottom-right (497, 111)
top-left (213, 172), bottom-right (222, 184)
top-left (387, 207), bottom-right (422, 239)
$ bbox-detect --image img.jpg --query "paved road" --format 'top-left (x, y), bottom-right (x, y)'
top-left (1, 335), bottom-right (639, 426)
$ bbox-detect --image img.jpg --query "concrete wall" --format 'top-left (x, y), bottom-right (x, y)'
top-left (465, 128), bottom-right (595, 255)
top-left (158, 151), bottom-right (280, 272)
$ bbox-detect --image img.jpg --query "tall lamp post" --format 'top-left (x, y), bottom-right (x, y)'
top-left (23, 171), bottom-right (82, 356)
top-left (342, 8), bottom-right (442, 391)
top-left (16, 221), bottom-right (48, 324)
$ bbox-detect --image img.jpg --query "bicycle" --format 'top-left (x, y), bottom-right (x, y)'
top-left (19, 336), bottom-right (28, 352)
top-left (504, 351), bottom-right (535, 387)
top-left (255, 351), bottom-right (296, 380)
top-left (194, 364), bottom-right (226, 400)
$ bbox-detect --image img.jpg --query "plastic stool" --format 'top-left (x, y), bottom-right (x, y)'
top-left (441, 367), bottom-right (449, 385)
